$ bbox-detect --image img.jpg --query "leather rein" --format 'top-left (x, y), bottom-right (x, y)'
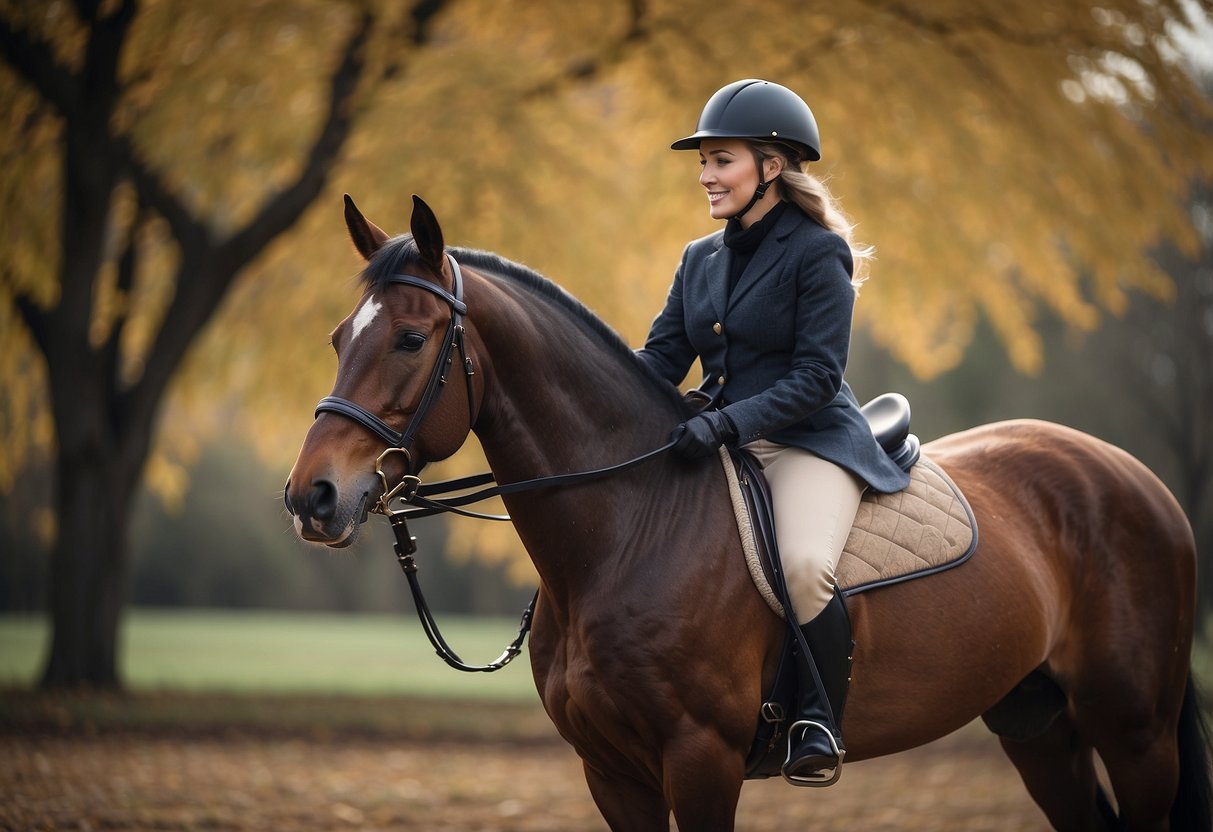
top-left (312, 253), bottom-right (674, 672)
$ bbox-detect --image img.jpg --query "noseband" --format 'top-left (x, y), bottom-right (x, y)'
top-left (314, 253), bottom-right (477, 514)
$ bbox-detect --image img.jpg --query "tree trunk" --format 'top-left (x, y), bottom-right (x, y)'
top-left (36, 314), bottom-right (146, 687)
top-left (36, 69), bottom-right (132, 685)
top-left (10, 2), bottom-right (377, 688)
top-left (39, 450), bottom-right (134, 688)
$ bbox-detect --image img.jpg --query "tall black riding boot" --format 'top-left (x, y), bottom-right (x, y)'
top-left (782, 588), bottom-right (854, 786)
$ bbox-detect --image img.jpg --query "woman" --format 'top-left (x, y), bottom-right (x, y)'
top-left (636, 79), bottom-right (910, 785)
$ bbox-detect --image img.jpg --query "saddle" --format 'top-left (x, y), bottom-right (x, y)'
top-left (725, 394), bottom-right (979, 780)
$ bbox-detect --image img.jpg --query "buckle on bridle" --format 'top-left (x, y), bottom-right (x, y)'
top-left (374, 447), bottom-right (420, 513)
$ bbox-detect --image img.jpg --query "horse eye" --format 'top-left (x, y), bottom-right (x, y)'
top-left (395, 331), bottom-right (427, 352)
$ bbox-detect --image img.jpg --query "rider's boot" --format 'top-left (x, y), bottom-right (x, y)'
top-left (782, 587), bottom-right (853, 786)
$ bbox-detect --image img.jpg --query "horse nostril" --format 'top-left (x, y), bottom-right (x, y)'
top-left (309, 479), bottom-right (338, 522)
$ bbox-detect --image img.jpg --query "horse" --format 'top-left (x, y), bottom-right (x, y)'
top-left (284, 195), bottom-right (1211, 831)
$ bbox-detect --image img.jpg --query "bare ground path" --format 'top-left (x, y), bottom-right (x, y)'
top-left (2, 728), bottom-right (1047, 831)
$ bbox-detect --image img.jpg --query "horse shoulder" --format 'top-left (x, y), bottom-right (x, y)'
top-left (527, 493), bottom-right (778, 777)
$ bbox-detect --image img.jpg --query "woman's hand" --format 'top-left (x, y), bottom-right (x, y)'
top-left (670, 411), bottom-right (739, 459)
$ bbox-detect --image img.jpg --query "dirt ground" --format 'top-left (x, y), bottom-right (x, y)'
top-left (1, 728), bottom-right (1049, 831)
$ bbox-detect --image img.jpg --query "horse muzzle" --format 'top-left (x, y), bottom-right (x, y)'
top-left (283, 474), bottom-right (376, 548)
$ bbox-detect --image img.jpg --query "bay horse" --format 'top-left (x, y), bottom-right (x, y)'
top-left (285, 195), bottom-right (1211, 831)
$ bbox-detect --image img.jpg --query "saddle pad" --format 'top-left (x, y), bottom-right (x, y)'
top-left (721, 449), bottom-right (978, 619)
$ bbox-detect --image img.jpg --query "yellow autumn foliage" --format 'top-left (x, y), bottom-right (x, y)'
top-left (2, 0), bottom-right (1210, 573)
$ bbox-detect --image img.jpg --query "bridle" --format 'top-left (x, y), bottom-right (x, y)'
top-left (308, 252), bottom-right (675, 672)
top-left (315, 253), bottom-right (477, 516)
top-left (312, 252), bottom-right (527, 672)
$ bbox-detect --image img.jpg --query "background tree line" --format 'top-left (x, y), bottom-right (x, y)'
top-left (1, 0), bottom-right (1210, 686)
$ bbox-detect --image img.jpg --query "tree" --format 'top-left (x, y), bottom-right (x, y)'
top-left (0, 0), bottom-right (648, 687)
top-left (1115, 183), bottom-right (1213, 610)
top-left (0, 0), bottom-right (390, 686)
top-left (1, 0), bottom-right (1210, 687)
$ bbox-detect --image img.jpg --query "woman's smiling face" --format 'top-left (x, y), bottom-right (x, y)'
top-left (698, 138), bottom-right (759, 221)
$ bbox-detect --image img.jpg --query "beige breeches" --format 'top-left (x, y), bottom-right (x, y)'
top-left (744, 439), bottom-right (865, 624)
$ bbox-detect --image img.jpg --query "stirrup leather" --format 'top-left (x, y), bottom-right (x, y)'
top-left (781, 720), bottom-right (844, 787)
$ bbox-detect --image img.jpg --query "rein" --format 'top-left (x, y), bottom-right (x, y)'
top-left (312, 253), bottom-right (675, 672)
top-left (379, 437), bottom-right (674, 673)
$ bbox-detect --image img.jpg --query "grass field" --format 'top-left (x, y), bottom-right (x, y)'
top-left (5, 609), bottom-right (1213, 697)
top-left (0, 608), bottom-right (540, 702)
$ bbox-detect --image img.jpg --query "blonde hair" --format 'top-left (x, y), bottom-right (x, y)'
top-left (750, 141), bottom-right (873, 289)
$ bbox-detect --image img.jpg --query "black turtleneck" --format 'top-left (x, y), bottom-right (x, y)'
top-left (722, 200), bottom-right (788, 296)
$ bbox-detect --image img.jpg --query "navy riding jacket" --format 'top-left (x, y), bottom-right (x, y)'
top-left (636, 203), bottom-right (910, 494)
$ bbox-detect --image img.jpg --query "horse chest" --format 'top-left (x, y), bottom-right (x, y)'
top-left (532, 629), bottom-right (680, 767)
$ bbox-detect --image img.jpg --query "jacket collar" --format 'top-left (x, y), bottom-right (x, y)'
top-left (704, 204), bottom-right (806, 318)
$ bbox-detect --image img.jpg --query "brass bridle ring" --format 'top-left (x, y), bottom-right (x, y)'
top-left (374, 447), bottom-right (420, 514)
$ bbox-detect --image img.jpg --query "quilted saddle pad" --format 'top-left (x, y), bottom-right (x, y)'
top-left (721, 450), bottom-right (979, 619)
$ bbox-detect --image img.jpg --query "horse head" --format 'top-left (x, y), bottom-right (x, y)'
top-left (284, 195), bottom-right (482, 547)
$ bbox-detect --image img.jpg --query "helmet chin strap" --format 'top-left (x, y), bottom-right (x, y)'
top-left (731, 151), bottom-right (772, 222)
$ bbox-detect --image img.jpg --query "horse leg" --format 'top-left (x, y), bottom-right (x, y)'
top-left (582, 762), bottom-right (670, 832)
top-left (573, 722), bottom-right (746, 832)
top-left (1076, 693), bottom-right (1181, 831)
top-left (998, 712), bottom-right (1118, 831)
top-left (1057, 570), bottom-right (1189, 829)
top-left (1093, 736), bottom-right (1178, 832)
top-left (662, 729), bottom-right (746, 832)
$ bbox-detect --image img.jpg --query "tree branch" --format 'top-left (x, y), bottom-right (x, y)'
top-left (216, 8), bottom-right (374, 273)
top-left (2, 268), bottom-right (51, 356)
top-left (410, 0), bottom-right (448, 47)
top-left (101, 198), bottom-right (141, 393)
top-left (118, 8), bottom-right (377, 438)
top-left (858, 0), bottom-right (1087, 49)
top-left (0, 14), bottom-right (80, 115)
top-left (51, 0), bottom-right (139, 334)
top-left (71, 0), bottom-right (103, 23)
top-left (118, 135), bottom-right (211, 256)
top-left (522, 0), bottom-right (649, 100)
top-left (78, 0), bottom-right (137, 123)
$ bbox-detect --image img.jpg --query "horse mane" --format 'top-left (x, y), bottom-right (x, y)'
top-left (360, 235), bottom-right (692, 417)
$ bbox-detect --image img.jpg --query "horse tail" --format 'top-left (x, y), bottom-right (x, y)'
top-left (1171, 674), bottom-right (1213, 832)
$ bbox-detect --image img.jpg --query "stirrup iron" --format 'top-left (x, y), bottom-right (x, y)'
top-left (781, 719), bottom-right (844, 787)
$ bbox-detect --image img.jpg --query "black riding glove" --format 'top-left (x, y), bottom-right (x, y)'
top-left (671, 411), bottom-right (739, 460)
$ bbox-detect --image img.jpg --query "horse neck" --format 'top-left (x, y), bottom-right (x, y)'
top-left (467, 271), bottom-right (682, 471)
top-left (464, 271), bottom-right (692, 597)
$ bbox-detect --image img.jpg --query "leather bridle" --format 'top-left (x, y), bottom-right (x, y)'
top-left (314, 253), bottom-right (477, 516)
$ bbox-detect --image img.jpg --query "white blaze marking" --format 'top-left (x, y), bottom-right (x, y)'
top-left (350, 297), bottom-right (382, 344)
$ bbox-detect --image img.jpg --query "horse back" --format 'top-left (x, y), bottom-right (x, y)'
top-left (927, 418), bottom-right (1195, 576)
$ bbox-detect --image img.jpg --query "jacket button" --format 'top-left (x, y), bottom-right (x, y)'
top-left (712, 322), bottom-right (722, 335)
top-left (718, 375), bottom-right (726, 385)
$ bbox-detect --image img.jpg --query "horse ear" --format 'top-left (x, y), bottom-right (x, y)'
top-left (344, 194), bottom-right (389, 261)
top-left (410, 194), bottom-right (446, 274)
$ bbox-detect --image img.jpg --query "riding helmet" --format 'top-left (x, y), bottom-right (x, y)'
top-left (671, 79), bottom-right (821, 162)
